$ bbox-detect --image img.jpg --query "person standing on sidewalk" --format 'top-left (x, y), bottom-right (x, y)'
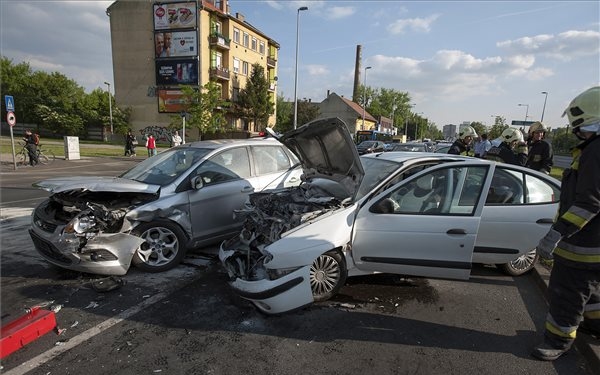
top-left (145, 134), bottom-right (156, 157)
top-left (532, 86), bottom-right (600, 361)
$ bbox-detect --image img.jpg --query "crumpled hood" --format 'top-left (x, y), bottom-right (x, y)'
top-left (269, 117), bottom-right (365, 200)
top-left (33, 176), bottom-right (161, 194)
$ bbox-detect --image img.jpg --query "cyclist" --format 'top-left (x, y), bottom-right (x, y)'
top-left (23, 129), bottom-right (39, 166)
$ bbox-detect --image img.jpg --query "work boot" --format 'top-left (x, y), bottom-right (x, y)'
top-left (531, 342), bottom-right (571, 361)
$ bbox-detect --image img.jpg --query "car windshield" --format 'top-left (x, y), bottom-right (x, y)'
top-left (356, 157), bottom-right (402, 200)
top-left (120, 148), bottom-right (211, 185)
top-left (391, 144), bottom-right (427, 152)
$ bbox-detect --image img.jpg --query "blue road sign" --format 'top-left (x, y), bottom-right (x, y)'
top-left (5, 95), bottom-right (14, 112)
top-left (511, 120), bottom-right (535, 126)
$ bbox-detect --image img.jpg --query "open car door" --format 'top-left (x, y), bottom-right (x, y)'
top-left (352, 164), bottom-right (490, 280)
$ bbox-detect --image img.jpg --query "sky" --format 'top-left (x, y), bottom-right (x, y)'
top-left (1, 0), bottom-right (599, 130)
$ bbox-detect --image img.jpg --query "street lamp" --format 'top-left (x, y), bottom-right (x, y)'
top-left (104, 82), bottom-right (113, 134)
top-left (361, 66), bottom-right (372, 130)
top-left (518, 103), bottom-right (529, 122)
top-left (540, 91), bottom-right (548, 122)
top-left (293, 6), bottom-right (308, 130)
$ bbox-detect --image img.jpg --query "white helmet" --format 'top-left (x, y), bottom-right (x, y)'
top-left (500, 128), bottom-right (524, 144)
top-left (458, 125), bottom-right (478, 140)
top-left (563, 86), bottom-right (600, 133)
top-left (528, 121), bottom-right (546, 136)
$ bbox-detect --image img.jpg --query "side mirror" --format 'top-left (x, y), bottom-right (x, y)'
top-left (191, 176), bottom-right (204, 190)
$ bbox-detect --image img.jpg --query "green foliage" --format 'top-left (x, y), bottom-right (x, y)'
top-left (175, 82), bottom-right (230, 138)
top-left (551, 128), bottom-right (579, 154)
top-left (489, 116), bottom-right (508, 139)
top-left (275, 93), bottom-right (293, 132)
top-left (234, 63), bottom-right (273, 130)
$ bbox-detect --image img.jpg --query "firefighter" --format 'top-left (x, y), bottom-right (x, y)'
top-left (448, 125), bottom-right (477, 156)
top-left (532, 86), bottom-right (600, 361)
top-left (484, 127), bottom-right (528, 166)
top-left (526, 121), bottom-right (554, 174)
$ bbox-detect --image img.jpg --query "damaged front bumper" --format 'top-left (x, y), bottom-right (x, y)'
top-left (219, 240), bottom-right (314, 314)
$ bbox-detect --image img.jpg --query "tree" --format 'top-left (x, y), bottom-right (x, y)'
top-left (489, 116), bottom-right (509, 139)
top-left (235, 63), bottom-right (273, 130)
top-left (175, 82), bottom-right (230, 139)
top-left (275, 93), bottom-right (293, 132)
top-left (296, 99), bottom-right (320, 127)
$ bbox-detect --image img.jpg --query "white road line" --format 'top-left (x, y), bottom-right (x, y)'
top-left (4, 272), bottom-right (202, 375)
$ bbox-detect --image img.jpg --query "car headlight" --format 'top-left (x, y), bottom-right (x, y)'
top-left (267, 266), bottom-right (302, 280)
top-left (64, 216), bottom-right (96, 234)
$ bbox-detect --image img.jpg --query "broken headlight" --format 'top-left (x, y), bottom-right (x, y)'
top-left (64, 216), bottom-right (96, 234)
top-left (266, 266), bottom-right (303, 280)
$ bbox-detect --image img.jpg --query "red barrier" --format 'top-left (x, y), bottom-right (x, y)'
top-left (1, 306), bottom-right (58, 359)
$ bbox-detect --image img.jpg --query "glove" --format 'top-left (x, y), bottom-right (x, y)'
top-left (537, 228), bottom-right (561, 260)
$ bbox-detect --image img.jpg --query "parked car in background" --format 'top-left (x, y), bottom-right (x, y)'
top-left (220, 118), bottom-right (561, 314)
top-left (388, 142), bottom-right (430, 152)
top-left (30, 138), bottom-right (303, 276)
top-left (356, 140), bottom-right (386, 154)
top-left (435, 144), bottom-right (452, 153)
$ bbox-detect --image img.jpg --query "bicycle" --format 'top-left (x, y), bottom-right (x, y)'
top-left (16, 142), bottom-right (56, 166)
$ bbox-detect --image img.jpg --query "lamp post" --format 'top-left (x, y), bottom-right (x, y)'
top-left (361, 66), bottom-right (372, 130)
top-left (540, 91), bottom-right (548, 122)
top-left (518, 103), bottom-right (529, 122)
top-left (104, 82), bottom-right (113, 141)
top-left (293, 6), bottom-right (308, 130)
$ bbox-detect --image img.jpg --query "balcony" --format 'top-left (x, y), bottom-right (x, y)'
top-left (267, 56), bottom-right (276, 67)
top-left (210, 67), bottom-right (230, 81)
top-left (209, 33), bottom-right (230, 50)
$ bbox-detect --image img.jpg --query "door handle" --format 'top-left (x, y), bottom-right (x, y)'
top-left (536, 218), bottom-right (554, 224)
top-left (241, 186), bottom-right (254, 193)
top-left (447, 229), bottom-right (466, 235)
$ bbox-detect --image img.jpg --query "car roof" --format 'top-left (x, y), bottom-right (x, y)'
top-left (179, 137), bottom-right (280, 150)
top-left (363, 151), bottom-right (482, 164)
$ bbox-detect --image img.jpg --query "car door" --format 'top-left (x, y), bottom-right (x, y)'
top-left (249, 145), bottom-right (302, 190)
top-left (187, 146), bottom-right (255, 241)
top-left (352, 164), bottom-right (490, 280)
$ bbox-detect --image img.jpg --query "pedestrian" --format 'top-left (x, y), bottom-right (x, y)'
top-left (474, 133), bottom-right (492, 158)
top-left (525, 122), bottom-right (553, 174)
top-left (124, 129), bottom-right (137, 157)
top-left (22, 129), bottom-right (39, 166)
top-left (484, 128), bottom-right (528, 166)
top-left (145, 134), bottom-right (156, 157)
top-left (448, 125), bottom-right (477, 156)
top-left (532, 86), bottom-right (600, 361)
top-left (171, 130), bottom-right (182, 147)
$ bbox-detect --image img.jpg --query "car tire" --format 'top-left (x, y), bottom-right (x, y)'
top-left (310, 250), bottom-right (347, 302)
top-left (131, 220), bottom-right (188, 273)
top-left (498, 249), bottom-right (538, 276)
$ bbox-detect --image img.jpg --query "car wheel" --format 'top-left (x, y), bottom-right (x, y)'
top-left (310, 250), bottom-right (347, 302)
top-left (131, 221), bottom-right (187, 273)
top-left (498, 249), bottom-right (538, 276)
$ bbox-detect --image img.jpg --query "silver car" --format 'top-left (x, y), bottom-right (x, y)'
top-left (29, 138), bottom-right (302, 275)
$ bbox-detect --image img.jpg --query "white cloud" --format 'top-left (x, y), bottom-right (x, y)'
top-left (305, 64), bottom-right (329, 76)
top-left (387, 14), bottom-right (441, 35)
top-left (325, 6), bottom-right (355, 20)
top-left (497, 29), bottom-right (600, 61)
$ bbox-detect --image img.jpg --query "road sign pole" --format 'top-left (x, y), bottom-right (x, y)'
top-left (10, 125), bottom-right (17, 170)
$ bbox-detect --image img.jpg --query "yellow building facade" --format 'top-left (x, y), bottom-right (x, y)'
top-left (107, 0), bottom-right (278, 141)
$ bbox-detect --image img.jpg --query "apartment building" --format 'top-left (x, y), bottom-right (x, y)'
top-left (106, 0), bottom-right (279, 139)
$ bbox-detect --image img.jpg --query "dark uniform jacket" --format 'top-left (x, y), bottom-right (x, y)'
top-left (552, 135), bottom-right (600, 269)
top-left (526, 140), bottom-right (553, 173)
top-left (484, 142), bottom-right (527, 166)
top-left (448, 139), bottom-right (473, 156)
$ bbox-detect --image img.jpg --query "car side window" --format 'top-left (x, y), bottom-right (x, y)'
top-left (194, 148), bottom-right (250, 186)
top-left (485, 168), bottom-right (524, 205)
top-left (252, 146), bottom-right (291, 175)
top-left (525, 173), bottom-right (560, 203)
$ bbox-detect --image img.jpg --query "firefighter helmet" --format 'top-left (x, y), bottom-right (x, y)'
top-left (528, 121), bottom-right (546, 135)
top-left (500, 128), bottom-right (524, 144)
top-left (563, 86), bottom-right (600, 133)
top-left (458, 126), bottom-right (478, 140)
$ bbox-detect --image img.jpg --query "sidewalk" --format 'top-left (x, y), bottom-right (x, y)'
top-left (532, 262), bottom-right (600, 368)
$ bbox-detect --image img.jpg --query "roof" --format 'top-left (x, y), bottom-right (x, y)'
top-left (337, 95), bottom-right (377, 122)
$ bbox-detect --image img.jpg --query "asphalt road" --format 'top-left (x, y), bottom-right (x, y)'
top-left (0, 156), bottom-right (595, 375)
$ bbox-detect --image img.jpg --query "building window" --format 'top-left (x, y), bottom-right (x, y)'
top-left (251, 37), bottom-right (257, 51)
top-left (259, 41), bottom-right (265, 55)
top-left (211, 20), bottom-right (222, 35)
top-left (242, 61), bottom-right (249, 75)
top-left (233, 58), bottom-right (240, 73)
top-left (233, 28), bottom-right (240, 44)
top-left (211, 51), bottom-right (222, 68)
top-left (243, 32), bottom-right (249, 47)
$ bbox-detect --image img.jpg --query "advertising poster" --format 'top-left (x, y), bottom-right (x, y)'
top-left (158, 89), bottom-right (187, 113)
top-left (154, 30), bottom-right (197, 58)
top-left (154, 2), bottom-right (196, 30)
top-left (156, 59), bottom-right (198, 85)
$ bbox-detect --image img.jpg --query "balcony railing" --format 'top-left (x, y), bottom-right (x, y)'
top-left (210, 67), bottom-right (230, 80)
top-left (267, 56), bottom-right (276, 67)
top-left (209, 33), bottom-right (230, 49)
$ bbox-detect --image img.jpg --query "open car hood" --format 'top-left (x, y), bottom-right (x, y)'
top-left (33, 176), bottom-right (161, 194)
top-left (268, 117), bottom-right (365, 199)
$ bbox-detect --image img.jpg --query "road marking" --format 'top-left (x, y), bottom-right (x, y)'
top-left (3, 271), bottom-right (203, 375)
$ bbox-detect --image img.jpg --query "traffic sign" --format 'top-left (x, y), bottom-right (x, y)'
top-left (5, 95), bottom-right (14, 112)
top-left (511, 120), bottom-right (535, 126)
top-left (7, 111), bottom-right (16, 127)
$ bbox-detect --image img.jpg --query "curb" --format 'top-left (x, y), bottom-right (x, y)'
top-left (532, 262), bottom-right (600, 368)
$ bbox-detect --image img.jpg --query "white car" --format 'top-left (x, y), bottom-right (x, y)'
top-left (219, 118), bottom-right (561, 314)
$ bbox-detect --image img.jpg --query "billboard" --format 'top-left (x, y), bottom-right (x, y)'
top-left (155, 30), bottom-right (197, 58)
top-left (158, 89), bottom-right (187, 113)
top-left (156, 59), bottom-right (198, 85)
top-left (154, 2), bottom-right (196, 30)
